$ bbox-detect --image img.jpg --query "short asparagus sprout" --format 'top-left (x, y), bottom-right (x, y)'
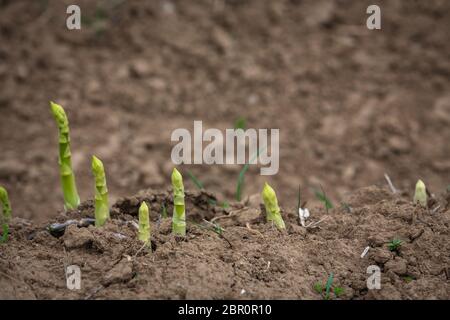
top-left (138, 201), bottom-right (151, 246)
top-left (171, 168), bottom-right (186, 236)
top-left (91, 156), bottom-right (110, 227)
top-left (413, 179), bottom-right (427, 207)
top-left (50, 101), bottom-right (80, 210)
top-left (261, 182), bottom-right (285, 230)
top-left (0, 186), bottom-right (12, 243)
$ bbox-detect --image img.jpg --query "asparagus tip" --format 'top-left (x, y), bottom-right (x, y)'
top-left (171, 167), bottom-right (183, 187)
top-left (92, 155), bottom-right (104, 172)
top-left (414, 179), bottom-right (427, 207)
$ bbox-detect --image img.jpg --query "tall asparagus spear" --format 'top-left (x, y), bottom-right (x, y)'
top-left (91, 156), bottom-right (110, 227)
top-left (0, 186), bottom-right (12, 243)
top-left (262, 182), bottom-right (286, 230)
top-left (171, 168), bottom-right (186, 236)
top-left (138, 201), bottom-right (151, 246)
top-left (50, 102), bottom-right (80, 210)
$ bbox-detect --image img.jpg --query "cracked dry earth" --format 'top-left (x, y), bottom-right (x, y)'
top-left (0, 186), bottom-right (449, 299)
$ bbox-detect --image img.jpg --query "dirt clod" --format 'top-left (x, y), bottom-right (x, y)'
top-left (63, 225), bottom-right (95, 250)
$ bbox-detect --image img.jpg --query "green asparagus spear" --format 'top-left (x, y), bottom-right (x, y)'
top-left (50, 101), bottom-right (80, 210)
top-left (91, 156), bottom-right (110, 227)
top-left (0, 186), bottom-right (12, 243)
top-left (262, 182), bottom-right (285, 230)
top-left (171, 168), bottom-right (186, 236)
top-left (138, 201), bottom-right (151, 246)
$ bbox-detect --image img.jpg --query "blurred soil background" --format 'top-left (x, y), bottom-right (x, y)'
top-left (0, 0), bottom-right (449, 221)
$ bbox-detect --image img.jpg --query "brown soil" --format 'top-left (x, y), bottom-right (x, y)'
top-left (1, 186), bottom-right (449, 299)
top-left (0, 0), bottom-right (449, 300)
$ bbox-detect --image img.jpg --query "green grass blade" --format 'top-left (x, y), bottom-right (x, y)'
top-left (296, 184), bottom-right (301, 213)
top-left (315, 185), bottom-right (333, 211)
top-left (235, 145), bottom-right (267, 202)
top-left (234, 117), bottom-right (246, 130)
top-left (325, 272), bottom-right (334, 300)
top-left (236, 163), bottom-right (250, 202)
top-left (187, 170), bottom-right (204, 190)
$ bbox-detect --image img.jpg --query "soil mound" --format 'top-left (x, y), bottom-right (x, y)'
top-left (1, 186), bottom-right (448, 299)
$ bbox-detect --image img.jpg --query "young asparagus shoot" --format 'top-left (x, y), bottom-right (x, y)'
top-left (91, 156), bottom-right (110, 227)
top-left (0, 186), bottom-right (12, 243)
top-left (138, 201), bottom-right (151, 246)
top-left (413, 179), bottom-right (427, 207)
top-left (50, 101), bottom-right (80, 210)
top-left (172, 168), bottom-right (186, 236)
top-left (262, 182), bottom-right (285, 230)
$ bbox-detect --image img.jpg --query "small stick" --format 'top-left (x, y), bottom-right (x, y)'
top-left (360, 246), bottom-right (370, 258)
top-left (133, 241), bottom-right (151, 258)
top-left (245, 222), bottom-right (265, 238)
top-left (305, 216), bottom-right (328, 229)
top-left (431, 205), bottom-right (441, 214)
top-left (211, 213), bottom-right (235, 223)
top-left (384, 173), bottom-right (398, 194)
top-left (85, 285), bottom-right (104, 300)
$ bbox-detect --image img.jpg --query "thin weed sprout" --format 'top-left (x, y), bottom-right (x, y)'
top-left (0, 186), bottom-right (12, 243)
top-left (313, 282), bottom-right (323, 294)
top-left (325, 272), bottom-right (334, 300)
top-left (296, 185), bottom-right (302, 224)
top-left (314, 273), bottom-right (344, 300)
top-left (186, 170), bottom-right (229, 208)
top-left (314, 184), bottom-right (333, 214)
top-left (234, 117), bottom-right (246, 130)
top-left (187, 170), bottom-right (204, 190)
top-left (388, 239), bottom-right (402, 252)
top-left (190, 219), bottom-right (232, 248)
top-left (236, 145), bottom-right (267, 202)
top-left (333, 286), bottom-right (344, 298)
